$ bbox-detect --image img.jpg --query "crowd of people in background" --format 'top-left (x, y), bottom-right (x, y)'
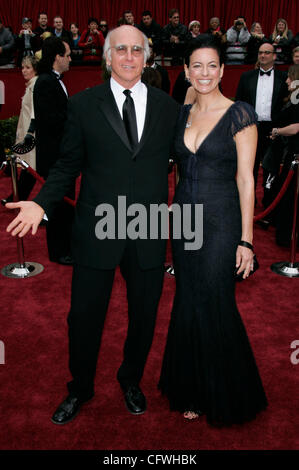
top-left (1, 9), bottom-right (299, 68)
top-left (0, 9), bottom-right (298, 251)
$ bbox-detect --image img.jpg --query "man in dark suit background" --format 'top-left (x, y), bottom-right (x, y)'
top-left (34, 12), bottom-right (52, 38)
top-left (51, 16), bottom-right (71, 45)
top-left (137, 10), bottom-right (162, 55)
top-left (235, 41), bottom-right (288, 199)
top-left (6, 26), bottom-right (179, 425)
top-left (33, 37), bottom-right (74, 265)
top-left (162, 9), bottom-right (190, 65)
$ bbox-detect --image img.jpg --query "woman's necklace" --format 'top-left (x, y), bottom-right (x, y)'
top-left (186, 104), bottom-right (196, 128)
top-left (186, 117), bottom-right (192, 128)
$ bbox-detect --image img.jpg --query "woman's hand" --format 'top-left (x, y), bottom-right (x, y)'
top-left (235, 245), bottom-right (254, 279)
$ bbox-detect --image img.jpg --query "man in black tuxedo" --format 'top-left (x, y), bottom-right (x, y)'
top-left (235, 42), bottom-right (288, 196)
top-left (33, 36), bottom-right (74, 264)
top-left (6, 26), bottom-right (179, 424)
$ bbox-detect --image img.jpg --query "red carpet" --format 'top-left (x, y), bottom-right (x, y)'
top-left (0, 170), bottom-right (298, 450)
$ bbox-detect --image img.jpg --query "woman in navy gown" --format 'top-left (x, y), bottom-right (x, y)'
top-left (159, 36), bottom-right (268, 425)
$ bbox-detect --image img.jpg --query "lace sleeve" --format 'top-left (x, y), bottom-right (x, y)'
top-left (231, 101), bottom-right (258, 136)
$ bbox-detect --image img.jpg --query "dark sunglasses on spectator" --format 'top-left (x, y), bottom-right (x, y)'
top-left (258, 51), bottom-right (273, 55)
top-left (100, 24), bottom-right (108, 27)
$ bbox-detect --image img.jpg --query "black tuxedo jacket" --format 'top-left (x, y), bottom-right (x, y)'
top-left (235, 69), bottom-right (288, 123)
top-left (33, 71), bottom-right (68, 178)
top-left (34, 81), bottom-right (179, 270)
top-left (155, 64), bottom-right (170, 94)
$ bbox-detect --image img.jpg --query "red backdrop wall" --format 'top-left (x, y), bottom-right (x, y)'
top-left (0, 0), bottom-right (298, 37)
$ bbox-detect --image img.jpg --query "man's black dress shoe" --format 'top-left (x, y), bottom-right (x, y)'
top-left (1, 199), bottom-right (7, 206)
top-left (122, 385), bottom-right (146, 415)
top-left (1, 194), bottom-right (13, 206)
top-left (51, 395), bottom-right (82, 425)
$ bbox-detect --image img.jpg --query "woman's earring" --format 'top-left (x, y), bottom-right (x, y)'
top-left (185, 76), bottom-right (190, 83)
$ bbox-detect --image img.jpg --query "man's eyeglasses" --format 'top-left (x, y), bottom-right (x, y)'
top-left (110, 45), bottom-right (144, 57)
top-left (258, 51), bottom-right (274, 55)
top-left (100, 24), bottom-right (108, 28)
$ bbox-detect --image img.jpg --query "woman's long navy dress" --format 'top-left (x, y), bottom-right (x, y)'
top-left (159, 101), bottom-right (268, 426)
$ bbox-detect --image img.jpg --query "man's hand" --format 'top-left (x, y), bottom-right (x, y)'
top-left (6, 201), bottom-right (45, 237)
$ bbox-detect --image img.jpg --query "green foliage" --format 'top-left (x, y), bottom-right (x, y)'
top-left (0, 116), bottom-right (19, 151)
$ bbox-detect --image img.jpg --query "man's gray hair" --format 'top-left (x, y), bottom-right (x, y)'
top-left (103, 28), bottom-right (150, 72)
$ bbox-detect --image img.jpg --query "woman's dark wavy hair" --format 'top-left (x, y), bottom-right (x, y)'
top-left (37, 36), bottom-right (66, 75)
top-left (69, 22), bottom-right (80, 35)
top-left (88, 17), bottom-right (99, 26)
top-left (185, 34), bottom-right (224, 66)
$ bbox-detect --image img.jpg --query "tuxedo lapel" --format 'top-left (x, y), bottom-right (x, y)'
top-left (50, 71), bottom-right (68, 101)
top-left (132, 85), bottom-right (161, 160)
top-left (93, 82), bottom-right (163, 159)
top-left (250, 70), bottom-right (259, 107)
top-left (93, 81), bottom-right (132, 152)
top-left (272, 71), bottom-right (282, 111)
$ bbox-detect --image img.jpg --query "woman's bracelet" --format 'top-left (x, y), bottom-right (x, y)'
top-left (273, 128), bottom-right (279, 137)
top-left (238, 240), bottom-right (254, 251)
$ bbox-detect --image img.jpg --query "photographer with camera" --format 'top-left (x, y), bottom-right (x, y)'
top-left (226, 16), bottom-right (250, 64)
top-left (16, 18), bottom-right (38, 66)
top-left (78, 17), bottom-right (105, 63)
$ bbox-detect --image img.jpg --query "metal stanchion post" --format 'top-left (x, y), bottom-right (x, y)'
top-left (1, 155), bottom-right (44, 278)
top-left (271, 154), bottom-right (299, 277)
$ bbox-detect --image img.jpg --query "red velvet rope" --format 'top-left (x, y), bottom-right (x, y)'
top-left (0, 160), bottom-right (295, 216)
top-left (25, 166), bottom-right (76, 207)
top-left (253, 168), bottom-right (294, 222)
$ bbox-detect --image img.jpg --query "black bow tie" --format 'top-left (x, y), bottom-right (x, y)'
top-left (53, 72), bottom-right (63, 80)
top-left (259, 69), bottom-right (273, 76)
